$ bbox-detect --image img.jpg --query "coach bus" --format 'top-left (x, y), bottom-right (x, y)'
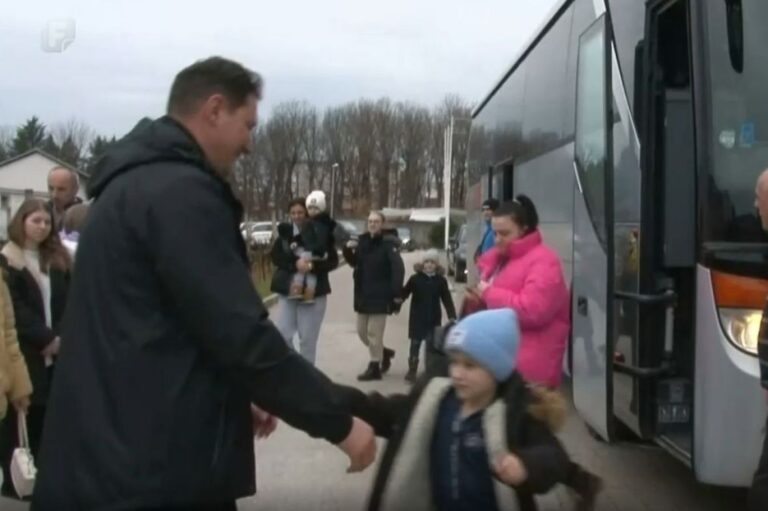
top-left (466, 0), bottom-right (767, 486)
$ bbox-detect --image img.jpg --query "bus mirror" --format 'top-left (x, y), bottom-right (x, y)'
top-left (725, 0), bottom-right (744, 73)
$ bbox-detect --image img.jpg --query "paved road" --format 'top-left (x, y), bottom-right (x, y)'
top-left (239, 250), bottom-right (748, 510)
top-left (1, 251), bottom-right (748, 510)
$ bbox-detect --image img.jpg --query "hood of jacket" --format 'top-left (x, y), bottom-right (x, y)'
top-left (412, 262), bottom-right (445, 276)
top-left (87, 116), bottom-right (222, 200)
top-left (311, 212), bottom-right (337, 229)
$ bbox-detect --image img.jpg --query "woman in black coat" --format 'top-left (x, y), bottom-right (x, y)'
top-left (270, 198), bottom-right (338, 365)
top-left (342, 211), bottom-right (405, 381)
top-left (0, 198), bottom-right (70, 498)
top-left (397, 249), bottom-right (456, 382)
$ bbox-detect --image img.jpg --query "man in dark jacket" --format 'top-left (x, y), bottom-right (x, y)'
top-left (47, 166), bottom-right (84, 232)
top-left (750, 168), bottom-right (768, 511)
top-left (31, 57), bottom-right (375, 511)
top-left (343, 212), bottom-right (405, 381)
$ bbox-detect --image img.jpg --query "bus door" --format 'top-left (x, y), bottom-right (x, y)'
top-left (627, 0), bottom-right (696, 458)
top-left (571, 14), bottom-right (616, 441)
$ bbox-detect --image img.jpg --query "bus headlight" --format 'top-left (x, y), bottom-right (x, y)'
top-left (718, 308), bottom-right (761, 354)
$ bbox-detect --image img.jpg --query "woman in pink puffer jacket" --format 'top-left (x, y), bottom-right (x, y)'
top-left (475, 196), bottom-right (570, 389)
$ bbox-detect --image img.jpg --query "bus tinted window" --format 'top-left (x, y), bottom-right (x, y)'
top-left (575, 19), bottom-right (608, 246)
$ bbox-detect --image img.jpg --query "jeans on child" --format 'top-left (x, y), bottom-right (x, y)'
top-left (291, 251), bottom-right (317, 297)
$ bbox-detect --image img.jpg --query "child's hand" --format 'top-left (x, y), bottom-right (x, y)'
top-left (493, 453), bottom-right (527, 486)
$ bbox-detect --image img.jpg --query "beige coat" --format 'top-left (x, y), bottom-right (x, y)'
top-left (0, 270), bottom-right (32, 420)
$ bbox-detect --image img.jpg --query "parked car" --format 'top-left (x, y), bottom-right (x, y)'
top-left (447, 224), bottom-right (467, 283)
top-left (241, 221), bottom-right (274, 247)
top-left (397, 227), bottom-right (415, 252)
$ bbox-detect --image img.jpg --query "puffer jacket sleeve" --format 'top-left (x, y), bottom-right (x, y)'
top-left (1, 278), bottom-right (32, 402)
top-left (476, 246), bottom-right (499, 279)
top-left (482, 253), bottom-right (568, 330)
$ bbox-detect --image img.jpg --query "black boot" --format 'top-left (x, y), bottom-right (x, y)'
top-left (357, 362), bottom-right (382, 381)
top-left (381, 348), bottom-right (396, 374)
top-left (404, 357), bottom-right (419, 383)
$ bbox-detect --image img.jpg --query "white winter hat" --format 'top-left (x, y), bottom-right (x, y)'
top-left (306, 191), bottom-right (327, 212)
top-left (423, 249), bottom-right (440, 264)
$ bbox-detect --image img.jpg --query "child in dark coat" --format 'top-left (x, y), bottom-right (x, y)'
top-left (397, 249), bottom-right (456, 382)
top-left (336, 309), bottom-right (573, 511)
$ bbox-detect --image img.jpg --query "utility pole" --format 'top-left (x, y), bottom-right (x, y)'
top-left (331, 162), bottom-right (339, 218)
top-left (443, 118), bottom-right (454, 252)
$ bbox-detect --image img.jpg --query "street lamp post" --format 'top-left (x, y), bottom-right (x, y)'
top-left (443, 116), bottom-right (472, 252)
top-left (331, 163), bottom-right (339, 218)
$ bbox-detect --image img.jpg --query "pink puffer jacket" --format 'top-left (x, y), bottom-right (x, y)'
top-left (477, 229), bottom-right (569, 388)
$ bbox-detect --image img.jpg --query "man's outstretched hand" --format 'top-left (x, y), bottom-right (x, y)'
top-left (337, 417), bottom-right (377, 473)
top-left (251, 404), bottom-right (278, 439)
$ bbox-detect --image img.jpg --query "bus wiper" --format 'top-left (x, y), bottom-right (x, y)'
top-left (725, 0), bottom-right (744, 73)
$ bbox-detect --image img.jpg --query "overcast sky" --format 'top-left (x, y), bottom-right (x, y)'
top-left (1, 0), bottom-right (558, 138)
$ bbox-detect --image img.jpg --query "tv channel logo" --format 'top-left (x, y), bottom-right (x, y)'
top-left (42, 19), bottom-right (76, 53)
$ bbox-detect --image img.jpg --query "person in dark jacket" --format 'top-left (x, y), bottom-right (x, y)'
top-left (750, 167), bottom-right (768, 511)
top-left (336, 309), bottom-right (570, 511)
top-left (343, 211), bottom-right (405, 381)
top-left (30, 57), bottom-right (376, 511)
top-left (289, 190), bottom-right (336, 302)
top-left (475, 197), bottom-right (500, 261)
top-left (397, 249), bottom-right (456, 383)
top-left (271, 198), bottom-right (338, 365)
top-left (46, 166), bottom-right (83, 233)
top-left (0, 199), bottom-right (70, 498)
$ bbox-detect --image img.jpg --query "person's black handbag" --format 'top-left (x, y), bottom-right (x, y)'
top-left (424, 320), bottom-right (456, 378)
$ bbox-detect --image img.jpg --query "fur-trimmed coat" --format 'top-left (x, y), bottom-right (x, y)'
top-left (0, 270), bottom-right (32, 420)
top-left (401, 263), bottom-right (457, 341)
top-left (0, 241), bottom-right (69, 405)
top-left (336, 373), bottom-right (569, 511)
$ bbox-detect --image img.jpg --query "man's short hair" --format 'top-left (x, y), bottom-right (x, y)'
top-left (49, 166), bottom-right (80, 190)
top-left (482, 198), bottom-right (500, 211)
top-left (167, 56), bottom-right (264, 117)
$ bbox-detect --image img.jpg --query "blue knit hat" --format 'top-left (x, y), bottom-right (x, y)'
top-left (444, 309), bottom-right (520, 381)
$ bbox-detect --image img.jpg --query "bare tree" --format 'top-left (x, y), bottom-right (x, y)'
top-left (433, 95), bottom-right (472, 209)
top-left (0, 125), bottom-right (14, 161)
top-left (323, 104), bottom-right (356, 216)
top-left (298, 105), bottom-right (324, 193)
top-left (373, 98), bottom-right (399, 209)
top-left (397, 103), bottom-right (431, 208)
top-left (263, 101), bottom-right (312, 210)
top-left (51, 118), bottom-right (94, 167)
top-left (347, 100), bottom-right (378, 212)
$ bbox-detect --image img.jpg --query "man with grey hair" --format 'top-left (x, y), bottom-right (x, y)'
top-left (47, 166), bottom-right (82, 232)
top-left (33, 57), bottom-right (376, 511)
top-left (750, 167), bottom-right (768, 510)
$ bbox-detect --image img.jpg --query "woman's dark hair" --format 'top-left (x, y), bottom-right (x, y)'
top-left (493, 194), bottom-right (539, 233)
top-left (287, 197), bottom-right (308, 214)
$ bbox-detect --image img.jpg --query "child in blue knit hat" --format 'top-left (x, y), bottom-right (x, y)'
top-left (337, 309), bottom-right (570, 511)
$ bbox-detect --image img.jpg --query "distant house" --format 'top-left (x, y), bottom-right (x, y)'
top-left (0, 149), bottom-right (88, 240)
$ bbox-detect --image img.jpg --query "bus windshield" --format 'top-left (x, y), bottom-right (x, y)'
top-left (705, 0), bottom-right (768, 243)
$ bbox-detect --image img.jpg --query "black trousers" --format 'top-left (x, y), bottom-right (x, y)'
top-left (749, 414), bottom-right (768, 511)
top-left (0, 404), bottom-right (46, 497)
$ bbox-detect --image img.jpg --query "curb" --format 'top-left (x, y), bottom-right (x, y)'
top-left (262, 251), bottom-right (348, 308)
